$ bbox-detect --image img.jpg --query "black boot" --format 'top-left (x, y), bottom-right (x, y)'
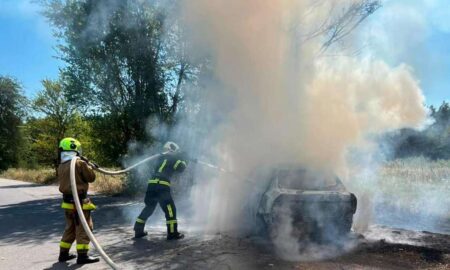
top-left (135, 231), bottom-right (148, 238)
top-left (166, 221), bottom-right (184, 240)
top-left (134, 222), bottom-right (148, 238)
top-left (167, 232), bottom-right (184, 240)
top-left (58, 251), bottom-right (76, 262)
top-left (76, 253), bottom-right (100, 264)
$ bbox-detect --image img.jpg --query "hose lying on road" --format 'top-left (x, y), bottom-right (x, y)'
top-left (70, 152), bottom-right (166, 269)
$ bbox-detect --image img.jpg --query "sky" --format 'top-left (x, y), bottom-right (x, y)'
top-left (0, 0), bottom-right (63, 99)
top-left (0, 0), bottom-right (448, 106)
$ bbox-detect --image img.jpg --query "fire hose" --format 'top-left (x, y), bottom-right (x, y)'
top-left (69, 152), bottom-right (167, 269)
top-left (69, 152), bottom-right (233, 269)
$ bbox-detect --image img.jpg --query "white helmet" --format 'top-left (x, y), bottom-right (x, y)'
top-left (163, 141), bottom-right (180, 152)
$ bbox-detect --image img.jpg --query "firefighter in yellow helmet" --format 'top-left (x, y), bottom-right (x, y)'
top-left (134, 141), bottom-right (188, 240)
top-left (57, 137), bottom-right (99, 264)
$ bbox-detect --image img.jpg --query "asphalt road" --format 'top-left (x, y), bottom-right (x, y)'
top-left (0, 178), bottom-right (449, 270)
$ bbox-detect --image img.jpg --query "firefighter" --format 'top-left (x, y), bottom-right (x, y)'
top-left (134, 141), bottom-right (188, 240)
top-left (57, 137), bottom-right (100, 264)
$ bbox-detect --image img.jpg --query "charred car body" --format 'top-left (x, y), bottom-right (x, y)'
top-left (255, 166), bottom-right (357, 243)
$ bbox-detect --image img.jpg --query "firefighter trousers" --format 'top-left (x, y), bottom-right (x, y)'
top-left (60, 209), bottom-right (93, 254)
top-left (134, 183), bottom-right (178, 235)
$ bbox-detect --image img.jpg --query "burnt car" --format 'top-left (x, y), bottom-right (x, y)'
top-left (256, 166), bottom-right (357, 243)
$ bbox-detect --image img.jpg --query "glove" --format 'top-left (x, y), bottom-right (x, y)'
top-left (80, 156), bottom-right (98, 168)
top-left (91, 162), bottom-right (99, 168)
top-left (79, 155), bottom-right (90, 163)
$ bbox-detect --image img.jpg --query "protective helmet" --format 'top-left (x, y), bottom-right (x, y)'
top-left (59, 137), bottom-right (82, 154)
top-left (163, 141), bottom-right (180, 152)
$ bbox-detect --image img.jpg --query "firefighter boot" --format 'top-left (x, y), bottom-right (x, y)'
top-left (166, 221), bottom-right (184, 240)
top-left (58, 251), bottom-right (76, 262)
top-left (134, 221), bottom-right (148, 238)
top-left (167, 232), bottom-right (184, 240)
top-left (76, 253), bottom-right (100, 264)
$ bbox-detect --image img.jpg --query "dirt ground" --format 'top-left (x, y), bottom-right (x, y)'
top-left (106, 225), bottom-right (450, 270)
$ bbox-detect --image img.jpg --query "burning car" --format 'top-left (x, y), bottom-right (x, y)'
top-left (256, 166), bottom-right (357, 243)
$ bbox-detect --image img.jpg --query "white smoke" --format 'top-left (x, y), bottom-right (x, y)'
top-left (175, 0), bottom-right (428, 258)
top-left (74, 0), bottom-right (441, 260)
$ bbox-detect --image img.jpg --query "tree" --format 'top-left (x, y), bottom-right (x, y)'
top-left (301, 0), bottom-right (381, 52)
top-left (41, 0), bottom-right (185, 162)
top-left (31, 79), bottom-right (78, 166)
top-left (34, 79), bottom-right (77, 141)
top-left (390, 101), bottom-right (450, 160)
top-left (0, 76), bottom-right (26, 170)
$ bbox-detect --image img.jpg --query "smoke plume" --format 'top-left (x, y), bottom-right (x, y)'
top-left (176, 0), bottom-right (428, 258)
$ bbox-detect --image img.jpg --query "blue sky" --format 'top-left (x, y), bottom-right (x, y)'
top-left (0, 0), bottom-right (63, 98)
top-left (0, 0), bottom-right (448, 106)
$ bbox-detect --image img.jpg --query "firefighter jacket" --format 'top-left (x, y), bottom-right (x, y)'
top-left (58, 158), bottom-right (96, 211)
top-left (58, 159), bottom-right (96, 196)
top-left (151, 152), bottom-right (188, 184)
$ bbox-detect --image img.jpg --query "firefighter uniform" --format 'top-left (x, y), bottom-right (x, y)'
top-left (134, 152), bottom-right (188, 239)
top-left (58, 158), bottom-right (96, 259)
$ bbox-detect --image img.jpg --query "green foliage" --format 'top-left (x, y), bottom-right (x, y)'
top-left (0, 76), bottom-right (26, 170)
top-left (20, 79), bottom-right (78, 167)
top-left (37, 0), bottom-right (203, 165)
top-left (33, 79), bottom-right (77, 139)
top-left (41, 0), bottom-right (179, 155)
top-left (391, 101), bottom-right (450, 160)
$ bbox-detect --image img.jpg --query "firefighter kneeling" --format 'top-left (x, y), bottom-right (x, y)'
top-left (57, 137), bottom-right (99, 264)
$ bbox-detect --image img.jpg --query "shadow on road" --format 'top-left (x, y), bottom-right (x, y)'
top-left (43, 261), bottom-right (84, 270)
top-left (107, 234), bottom-right (268, 269)
top-left (0, 183), bottom-right (43, 189)
top-left (0, 195), bottom-right (134, 246)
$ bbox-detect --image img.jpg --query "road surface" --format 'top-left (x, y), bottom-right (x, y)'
top-left (0, 178), bottom-right (449, 270)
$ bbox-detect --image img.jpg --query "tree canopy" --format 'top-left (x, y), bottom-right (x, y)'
top-left (0, 76), bottom-right (26, 170)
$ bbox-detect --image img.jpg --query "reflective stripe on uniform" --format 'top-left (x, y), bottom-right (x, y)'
top-left (76, 244), bottom-right (90, 250)
top-left (148, 179), bottom-right (170, 186)
top-left (173, 160), bottom-right (186, 170)
top-left (82, 202), bottom-right (96, 210)
top-left (166, 220), bottom-right (177, 233)
top-left (167, 204), bottom-right (174, 218)
top-left (61, 202), bottom-right (75, 210)
top-left (136, 218), bottom-right (146, 224)
top-left (61, 202), bottom-right (96, 210)
top-left (158, 159), bottom-right (168, 173)
top-left (60, 241), bottom-right (72, 249)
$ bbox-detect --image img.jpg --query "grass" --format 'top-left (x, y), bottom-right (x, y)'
top-left (380, 157), bottom-right (450, 184)
top-left (0, 168), bottom-right (56, 184)
top-left (0, 167), bottom-right (127, 195)
top-left (90, 172), bottom-right (127, 195)
top-left (374, 157), bottom-right (450, 225)
top-left (377, 157), bottom-right (450, 199)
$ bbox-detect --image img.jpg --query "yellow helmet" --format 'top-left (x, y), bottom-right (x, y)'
top-left (59, 137), bottom-right (82, 154)
top-left (163, 141), bottom-right (180, 152)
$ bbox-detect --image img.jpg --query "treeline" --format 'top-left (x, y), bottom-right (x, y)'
top-left (388, 102), bottom-right (450, 160)
top-left (1, 0), bottom-right (202, 170)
